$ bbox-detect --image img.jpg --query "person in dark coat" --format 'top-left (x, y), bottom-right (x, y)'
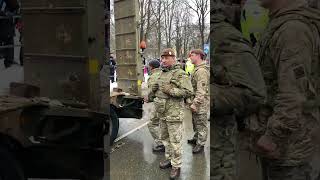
top-left (110, 56), bottom-right (116, 83)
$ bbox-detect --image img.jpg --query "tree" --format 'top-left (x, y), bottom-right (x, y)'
top-left (139, 0), bottom-right (154, 42)
top-left (110, 0), bottom-right (116, 53)
top-left (163, 0), bottom-right (176, 48)
top-left (173, 1), bottom-right (191, 58)
top-left (151, 0), bottom-right (165, 56)
top-left (181, 8), bottom-right (193, 57)
top-left (105, 0), bottom-right (110, 55)
top-left (185, 0), bottom-right (209, 48)
top-left (111, 0), bottom-right (209, 59)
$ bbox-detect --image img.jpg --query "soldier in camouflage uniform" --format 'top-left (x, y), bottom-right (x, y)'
top-left (211, 0), bottom-right (267, 179)
top-left (187, 49), bottom-right (210, 154)
top-left (152, 48), bottom-right (193, 179)
top-left (308, 0), bottom-right (320, 9)
top-left (254, 0), bottom-right (320, 179)
top-left (145, 59), bottom-right (165, 152)
top-left (305, 2), bottom-right (320, 179)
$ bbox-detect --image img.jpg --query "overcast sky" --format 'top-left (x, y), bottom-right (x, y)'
top-left (110, 0), bottom-right (210, 25)
top-left (188, 0), bottom-right (210, 25)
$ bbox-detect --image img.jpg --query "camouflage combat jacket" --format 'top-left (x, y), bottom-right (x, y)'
top-left (154, 64), bottom-right (194, 121)
top-left (255, 0), bottom-right (320, 166)
top-left (212, 14), bottom-right (266, 98)
top-left (191, 62), bottom-right (210, 114)
top-left (147, 68), bottom-right (161, 102)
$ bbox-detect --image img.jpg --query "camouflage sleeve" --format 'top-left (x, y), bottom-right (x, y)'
top-left (147, 75), bottom-right (155, 102)
top-left (168, 71), bottom-right (194, 98)
top-left (265, 21), bottom-right (314, 141)
top-left (147, 77), bottom-right (151, 90)
top-left (192, 68), bottom-right (209, 108)
top-left (148, 91), bottom-right (155, 102)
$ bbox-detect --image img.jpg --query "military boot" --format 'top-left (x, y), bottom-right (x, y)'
top-left (153, 144), bottom-right (165, 153)
top-left (169, 167), bottom-right (181, 179)
top-left (192, 144), bottom-right (204, 154)
top-left (159, 159), bottom-right (172, 169)
top-left (187, 138), bottom-right (197, 145)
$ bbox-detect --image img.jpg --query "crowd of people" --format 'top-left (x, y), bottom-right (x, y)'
top-left (109, 55), bottom-right (116, 83)
top-left (0, 0), bottom-right (21, 68)
top-left (144, 48), bottom-right (210, 179)
top-left (145, 53), bottom-right (209, 77)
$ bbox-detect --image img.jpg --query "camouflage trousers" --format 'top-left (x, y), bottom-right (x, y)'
top-left (260, 158), bottom-right (312, 180)
top-left (159, 119), bottom-right (183, 168)
top-left (147, 112), bottom-right (163, 146)
top-left (211, 115), bottom-right (238, 180)
top-left (192, 113), bottom-right (208, 146)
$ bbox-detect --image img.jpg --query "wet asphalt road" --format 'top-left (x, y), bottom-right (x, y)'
top-left (110, 102), bottom-right (210, 180)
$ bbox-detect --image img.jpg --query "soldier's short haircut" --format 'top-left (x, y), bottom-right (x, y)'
top-left (190, 49), bottom-right (206, 60)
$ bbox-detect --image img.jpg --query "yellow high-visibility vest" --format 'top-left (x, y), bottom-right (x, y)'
top-left (241, 0), bottom-right (269, 43)
top-left (185, 59), bottom-right (194, 75)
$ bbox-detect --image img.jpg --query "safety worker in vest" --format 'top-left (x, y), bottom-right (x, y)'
top-left (185, 56), bottom-right (195, 76)
top-left (240, 0), bottom-right (269, 46)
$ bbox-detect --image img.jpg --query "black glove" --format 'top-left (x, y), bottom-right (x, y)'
top-left (152, 83), bottom-right (159, 92)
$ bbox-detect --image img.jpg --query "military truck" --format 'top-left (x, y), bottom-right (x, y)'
top-left (109, 0), bottom-right (144, 143)
top-left (0, 0), bottom-right (21, 68)
top-left (0, 0), bottom-right (108, 179)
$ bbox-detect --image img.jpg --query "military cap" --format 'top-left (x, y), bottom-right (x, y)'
top-left (190, 49), bottom-right (205, 56)
top-left (148, 59), bottom-right (160, 68)
top-left (190, 49), bottom-right (206, 59)
top-left (161, 48), bottom-right (176, 57)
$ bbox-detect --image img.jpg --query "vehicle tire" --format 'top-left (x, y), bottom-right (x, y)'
top-left (0, 147), bottom-right (25, 180)
top-left (110, 107), bottom-right (119, 145)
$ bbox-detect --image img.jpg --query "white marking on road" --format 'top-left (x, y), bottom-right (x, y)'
top-left (110, 142), bottom-right (126, 153)
top-left (114, 121), bottom-right (149, 143)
